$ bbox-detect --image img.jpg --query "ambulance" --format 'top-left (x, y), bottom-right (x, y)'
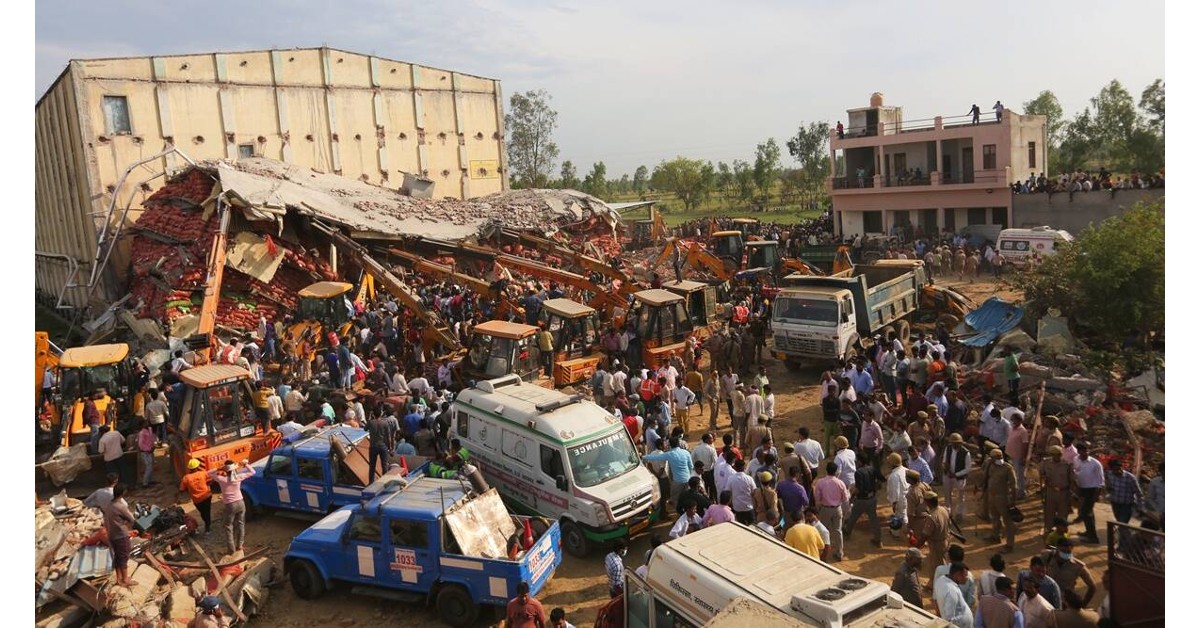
top-left (995, 226), bottom-right (1073, 268)
top-left (450, 375), bottom-right (660, 557)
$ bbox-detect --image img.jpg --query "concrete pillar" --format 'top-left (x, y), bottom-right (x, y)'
top-left (875, 145), bottom-right (884, 187)
top-left (934, 116), bottom-right (943, 131)
top-left (935, 140), bottom-right (944, 185)
top-left (936, 208), bottom-right (946, 232)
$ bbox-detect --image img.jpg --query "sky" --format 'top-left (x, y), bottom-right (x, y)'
top-left (35, 0), bottom-right (1166, 177)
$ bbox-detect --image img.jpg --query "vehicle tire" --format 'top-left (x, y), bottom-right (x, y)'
top-left (241, 491), bottom-right (262, 519)
top-left (863, 251), bottom-right (882, 264)
top-left (784, 359), bottom-right (804, 372)
top-left (895, 320), bottom-right (912, 344)
top-left (560, 519), bottom-right (591, 558)
top-left (288, 559), bottom-right (326, 600)
top-left (436, 584), bottom-right (480, 628)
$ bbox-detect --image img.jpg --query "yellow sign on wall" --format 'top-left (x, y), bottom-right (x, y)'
top-left (469, 159), bottom-right (500, 180)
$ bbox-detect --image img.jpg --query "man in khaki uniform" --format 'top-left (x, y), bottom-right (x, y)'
top-left (906, 471), bottom-right (931, 539)
top-left (1034, 415), bottom-right (1064, 458)
top-left (916, 491), bottom-right (951, 588)
top-left (975, 441), bottom-right (998, 522)
top-left (984, 448), bottom-right (1018, 552)
top-left (1039, 445), bottom-right (1073, 534)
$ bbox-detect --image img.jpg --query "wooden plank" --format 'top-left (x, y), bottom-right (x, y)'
top-left (187, 539), bottom-right (248, 624)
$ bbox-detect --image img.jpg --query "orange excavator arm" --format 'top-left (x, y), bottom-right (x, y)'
top-left (386, 248), bottom-right (524, 319)
top-left (498, 228), bottom-right (638, 296)
top-left (460, 243), bottom-right (628, 320)
top-left (195, 198), bottom-right (232, 361)
top-left (311, 223), bottom-right (460, 354)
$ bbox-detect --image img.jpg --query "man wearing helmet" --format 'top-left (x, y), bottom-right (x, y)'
top-left (192, 596), bottom-right (230, 627)
top-left (178, 458), bottom-right (214, 534)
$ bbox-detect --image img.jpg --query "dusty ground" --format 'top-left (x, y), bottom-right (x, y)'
top-left (40, 275), bottom-right (1117, 627)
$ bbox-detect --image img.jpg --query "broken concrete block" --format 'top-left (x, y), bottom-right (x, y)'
top-left (1121, 410), bottom-right (1160, 435)
top-left (1047, 375), bottom-right (1103, 392)
top-left (107, 562), bottom-right (161, 618)
top-left (35, 605), bottom-right (90, 628)
top-left (1018, 362), bottom-right (1053, 382)
top-left (998, 329), bottom-right (1037, 352)
top-left (165, 583), bottom-right (197, 624)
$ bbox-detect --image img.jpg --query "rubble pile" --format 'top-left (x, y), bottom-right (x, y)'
top-left (35, 494), bottom-right (273, 627)
top-left (126, 169), bottom-right (337, 331)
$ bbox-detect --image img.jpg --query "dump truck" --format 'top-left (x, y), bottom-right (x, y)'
top-left (771, 260), bottom-right (927, 368)
top-left (284, 472), bottom-right (563, 627)
top-left (599, 523), bottom-right (948, 628)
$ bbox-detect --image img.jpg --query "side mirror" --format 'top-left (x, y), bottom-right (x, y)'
top-left (555, 475), bottom-right (568, 492)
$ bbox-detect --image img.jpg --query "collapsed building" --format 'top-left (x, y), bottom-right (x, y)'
top-left (114, 157), bottom-right (622, 345)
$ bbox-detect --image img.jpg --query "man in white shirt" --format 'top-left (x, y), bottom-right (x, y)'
top-left (691, 433), bottom-right (718, 496)
top-left (934, 563), bottom-right (975, 628)
top-left (611, 366), bottom-right (628, 401)
top-left (886, 454), bottom-right (911, 538)
top-left (743, 387), bottom-right (765, 429)
top-left (266, 388), bottom-right (285, 428)
top-left (727, 459), bottom-right (757, 524)
top-left (669, 503), bottom-right (703, 539)
top-left (408, 374), bottom-right (431, 401)
top-left (714, 451), bottom-right (735, 497)
top-left (763, 385), bottom-right (776, 422)
top-left (390, 369), bottom-right (410, 395)
top-left (284, 386), bottom-right (308, 422)
top-left (670, 383), bottom-right (696, 433)
top-left (1071, 442), bottom-right (1105, 543)
top-left (277, 417), bottom-right (305, 437)
top-left (97, 425), bottom-right (126, 479)
top-left (794, 426), bottom-right (825, 474)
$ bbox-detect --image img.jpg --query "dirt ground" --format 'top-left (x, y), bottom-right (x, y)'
top-left (40, 274), bottom-right (1117, 627)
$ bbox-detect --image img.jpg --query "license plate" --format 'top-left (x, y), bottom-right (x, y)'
top-left (628, 518), bottom-right (650, 535)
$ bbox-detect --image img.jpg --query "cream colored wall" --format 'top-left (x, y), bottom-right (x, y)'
top-left (35, 48), bottom-right (507, 303)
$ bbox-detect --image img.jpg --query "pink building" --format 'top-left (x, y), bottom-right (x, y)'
top-left (828, 93), bottom-right (1047, 239)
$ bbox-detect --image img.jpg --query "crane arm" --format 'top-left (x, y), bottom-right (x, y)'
top-left (312, 223), bottom-right (460, 353)
top-left (196, 197), bottom-right (232, 359)
top-left (460, 243), bottom-right (628, 317)
top-left (499, 229), bottom-right (637, 295)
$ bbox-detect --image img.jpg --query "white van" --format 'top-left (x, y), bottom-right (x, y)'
top-left (996, 226), bottom-right (1073, 267)
top-left (450, 375), bottom-right (660, 557)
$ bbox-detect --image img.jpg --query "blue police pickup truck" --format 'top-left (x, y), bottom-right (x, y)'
top-left (284, 472), bottom-right (563, 627)
top-left (240, 425), bottom-right (427, 515)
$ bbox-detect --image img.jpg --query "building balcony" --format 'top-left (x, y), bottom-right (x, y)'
top-left (828, 168), bottom-right (1009, 194)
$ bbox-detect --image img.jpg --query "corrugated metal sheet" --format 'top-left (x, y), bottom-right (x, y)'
top-left (75, 544), bottom-right (114, 579)
top-left (959, 297), bottom-right (1024, 347)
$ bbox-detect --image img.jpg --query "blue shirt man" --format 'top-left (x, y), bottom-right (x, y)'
top-left (403, 410), bottom-right (424, 438)
top-left (907, 455), bottom-right (935, 484)
top-left (849, 367), bottom-right (874, 396)
top-left (643, 441), bottom-right (694, 484)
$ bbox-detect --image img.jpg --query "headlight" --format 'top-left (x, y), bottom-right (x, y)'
top-left (650, 480), bottom-right (661, 505)
top-left (592, 502), bottom-right (611, 525)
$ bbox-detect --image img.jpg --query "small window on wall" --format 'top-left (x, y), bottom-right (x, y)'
top-left (982, 145), bottom-right (997, 170)
top-left (1028, 142), bottom-right (1037, 168)
top-left (102, 96), bottom-right (132, 135)
top-left (238, 144), bottom-right (255, 159)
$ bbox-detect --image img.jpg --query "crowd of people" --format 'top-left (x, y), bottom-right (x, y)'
top-left (597, 320), bottom-right (1159, 627)
top-left (1012, 169), bottom-right (1165, 196)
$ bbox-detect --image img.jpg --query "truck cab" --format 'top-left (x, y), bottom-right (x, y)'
top-left (241, 425), bottom-right (429, 515)
top-left (284, 475), bottom-right (563, 627)
top-left (461, 320), bottom-right (548, 386)
top-left (631, 289), bottom-right (695, 369)
top-left (167, 365), bottom-right (280, 477)
top-left (710, 230), bottom-right (745, 272)
top-left (772, 262), bottom-right (926, 369)
top-left (617, 523), bottom-right (948, 628)
top-left (54, 343), bottom-right (137, 447)
top-left (662, 280), bottom-right (722, 338)
top-left (540, 298), bottom-right (602, 387)
top-left (452, 376), bottom-right (660, 558)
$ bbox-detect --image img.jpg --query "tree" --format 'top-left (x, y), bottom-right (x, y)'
top-left (1088, 80), bottom-right (1141, 171)
top-left (1012, 200), bottom-right (1164, 343)
top-left (617, 174), bottom-right (631, 195)
top-left (505, 89), bottom-right (559, 187)
top-left (752, 139), bottom-right (781, 210)
top-left (785, 121), bottom-right (832, 206)
top-left (1022, 91), bottom-right (1065, 145)
top-left (584, 161), bottom-right (608, 198)
top-left (651, 157), bottom-right (713, 212)
top-left (715, 162), bottom-right (733, 201)
top-left (731, 160), bottom-right (755, 207)
top-left (1057, 108), bottom-right (1097, 172)
top-left (560, 160), bottom-right (579, 190)
top-left (633, 165), bottom-right (649, 193)
top-left (1139, 79), bottom-right (1165, 132)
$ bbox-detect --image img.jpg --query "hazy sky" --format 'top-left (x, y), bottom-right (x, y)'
top-left (35, 0), bottom-right (1165, 177)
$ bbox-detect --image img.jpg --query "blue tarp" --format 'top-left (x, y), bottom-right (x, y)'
top-left (959, 297), bottom-right (1025, 347)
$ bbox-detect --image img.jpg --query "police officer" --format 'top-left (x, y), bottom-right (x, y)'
top-left (1039, 445), bottom-right (1073, 535)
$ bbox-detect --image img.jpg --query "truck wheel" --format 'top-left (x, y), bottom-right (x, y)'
top-left (288, 559), bottom-right (326, 599)
top-left (561, 519), bottom-right (591, 558)
top-left (436, 584), bottom-right (480, 627)
top-left (895, 320), bottom-right (911, 344)
top-left (784, 360), bottom-right (803, 372)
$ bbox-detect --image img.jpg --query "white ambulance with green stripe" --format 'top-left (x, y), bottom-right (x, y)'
top-left (451, 375), bottom-right (661, 557)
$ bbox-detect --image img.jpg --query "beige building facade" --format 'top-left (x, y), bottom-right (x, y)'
top-left (829, 93), bottom-right (1046, 239)
top-left (35, 47), bottom-right (507, 308)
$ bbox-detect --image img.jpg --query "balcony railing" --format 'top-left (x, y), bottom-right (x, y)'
top-left (884, 175), bottom-right (931, 188)
top-left (835, 112), bottom-right (1005, 140)
top-left (831, 176), bottom-right (875, 190)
